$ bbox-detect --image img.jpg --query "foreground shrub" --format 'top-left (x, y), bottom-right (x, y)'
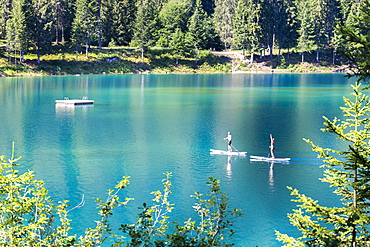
top-left (0, 144), bottom-right (242, 246)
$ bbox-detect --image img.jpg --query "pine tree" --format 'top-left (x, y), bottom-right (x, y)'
top-left (102, 0), bottom-right (136, 46)
top-left (187, 0), bottom-right (212, 63)
top-left (50, 0), bottom-right (74, 44)
top-left (277, 2), bottom-right (370, 244)
top-left (276, 82), bottom-right (370, 246)
top-left (311, 0), bottom-right (328, 62)
top-left (338, 0), bottom-right (369, 82)
top-left (0, 0), bottom-right (12, 39)
top-left (326, 0), bottom-right (342, 64)
top-left (131, 0), bottom-right (161, 62)
top-left (6, 0), bottom-right (28, 63)
top-left (273, 0), bottom-right (298, 57)
top-left (259, 0), bottom-right (274, 57)
top-left (71, 0), bottom-right (98, 59)
top-left (157, 0), bottom-right (192, 47)
top-left (28, 0), bottom-right (54, 63)
top-left (170, 28), bottom-right (186, 64)
top-left (295, 0), bottom-right (316, 62)
top-left (214, 0), bottom-right (237, 50)
top-left (233, 0), bottom-right (261, 63)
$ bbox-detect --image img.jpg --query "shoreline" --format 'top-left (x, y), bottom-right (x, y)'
top-left (0, 50), bottom-right (350, 78)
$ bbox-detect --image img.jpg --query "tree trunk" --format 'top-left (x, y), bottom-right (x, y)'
top-left (85, 42), bottom-right (89, 59)
top-left (55, 23), bottom-right (59, 45)
top-left (97, 0), bottom-right (102, 49)
top-left (352, 166), bottom-right (357, 247)
top-left (61, 21), bottom-right (65, 43)
top-left (316, 49), bottom-right (319, 62)
top-left (195, 48), bottom-right (199, 64)
top-left (37, 48), bottom-right (41, 64)
top-left (270, 34), bottom-right (275, 57)
top-left (85, 33), bottom-right (90, 59)
top-left (141, 47), bottom-right (144, 63)
top-left (20, 50), bottom-right (24, 63)
top-left (332, 49), bottom-right (336, 65)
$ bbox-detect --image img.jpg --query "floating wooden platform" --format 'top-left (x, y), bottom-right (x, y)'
top-left (55, 98), bottom-right (94, 105)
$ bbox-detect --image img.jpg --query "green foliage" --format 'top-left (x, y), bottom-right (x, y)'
top-left (232, 0), bottom-right (261, 62)
top-left (0, 143), bottom-right (54, 246)
top-left (276, 82), bottom-right (370, 246)
top-left (0, 0), bottom-right (359, 70)
top-left (159, 0), bottom-right (192, 35)
top-left (0, 145), bottom-right (242, 246)
top-left (338, 0), bottom-right (370, 82)
top-left (120, 173), bottom-right (243, 246)
top-left (277, 55), bottom-right (287, 69)
top-left (214, 0), bottom-right (237, 50)
top-left (170, 28), bottom-right (187, 64)
top-left (6, 0), bottom-right (28, 62)
top-left (71, 0), bottom-right (98, 59)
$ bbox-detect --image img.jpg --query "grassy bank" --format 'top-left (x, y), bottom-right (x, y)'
top-left (0, 44), bottom-right (347, 77)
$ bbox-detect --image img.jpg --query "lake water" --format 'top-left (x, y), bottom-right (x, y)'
top-left (0, 73), bottom-right (357, 246)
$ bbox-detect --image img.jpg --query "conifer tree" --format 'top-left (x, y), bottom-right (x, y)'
top-left (28, 0), bottom-right (53, 63)
top-left (295, 0), bottom-right (315, 62)
top-left (0, 0), bottom-right (11, 39)
top-left (214, 0), bottom-right (237, 50)
top-left (187, 0), bottom-right (213, 63)
top-left (50, 0), bottom-right (73, 44)
top-left (233, 0), bottom-right (261, 63)
top-left (277, 2), bottom-right (370, 244)
top-left (6, 0), bottom-right (28, 63)
top-left (326, 0), bottom-right (343, 64)
top-left (131, 0), bottom-right (160, 62)
top-left (338, 0), bottom-right (370, 82)
top-left (170, 28), bottom-right (186, 64)
top-left (276, 82), bottom-right (370, 246)
top-left (311, 0), bottom-right (328, 62)
top-left (157, 0), bottom-right (192, 47)
top-left (259, 0), bottom-right (274, 57)
top-left (71, 0), bottom-right (98, 59)
top-left (274, 0), bottom-right (298, 57)
top-left (104, 0), bottom-right (136, 46)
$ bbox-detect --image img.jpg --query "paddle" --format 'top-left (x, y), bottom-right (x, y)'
top-left (231, 144), bottom-right (239, 152)
top-left (224, 139), bottom-right (239, 152)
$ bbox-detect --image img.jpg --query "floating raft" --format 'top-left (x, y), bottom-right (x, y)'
top-left (55, 97), bottom-right (94, 105)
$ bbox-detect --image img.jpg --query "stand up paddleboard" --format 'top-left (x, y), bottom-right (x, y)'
top-left (250, 155), bottom-right (290, 162)
top-left (210, 149), bottom-right (247, 156)
top-left (250, 134), bottom-right (290, 162)
top-left (210, 132), bottom-right (247, 156)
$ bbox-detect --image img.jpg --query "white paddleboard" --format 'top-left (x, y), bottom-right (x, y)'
top-left (210, 149), bottom-right (247, 156)
top-left (250, 155), bottom-right (290, 162)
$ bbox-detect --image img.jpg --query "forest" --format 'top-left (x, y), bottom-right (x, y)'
top-left (0, 0), bottom-right (364, 67)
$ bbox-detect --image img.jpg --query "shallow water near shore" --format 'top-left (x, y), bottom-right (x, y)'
top-left (0, 73), bottom-right (356, 246)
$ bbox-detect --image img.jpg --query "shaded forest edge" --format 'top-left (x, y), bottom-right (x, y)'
top-left (0, 44), bottom-right (348, 77)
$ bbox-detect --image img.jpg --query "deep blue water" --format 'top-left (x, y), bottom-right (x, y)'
top-left (0, 73), bottom-right (357, 246)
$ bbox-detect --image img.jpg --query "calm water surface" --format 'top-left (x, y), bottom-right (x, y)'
top-left (0, 73), bottom-right (356, 246)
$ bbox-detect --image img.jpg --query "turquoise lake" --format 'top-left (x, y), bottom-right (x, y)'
top-left (0, 73), bottom-right (357, 246)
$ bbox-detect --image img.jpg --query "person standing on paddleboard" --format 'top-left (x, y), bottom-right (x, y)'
top-left (269, 134), bottom-right (275, 158)
top-left (224, 132), bottom-right (232, 152)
